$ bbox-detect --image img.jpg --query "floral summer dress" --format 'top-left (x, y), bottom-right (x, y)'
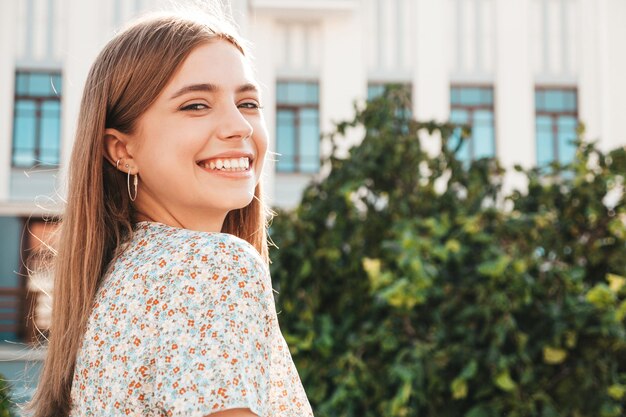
top-left (70, 221), bottom-right (314, 417)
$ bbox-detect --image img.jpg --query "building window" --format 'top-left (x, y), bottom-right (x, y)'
top-left (535, 87), bottom-right (578, 166)
top-left (12, 71), bottom-right (62, 167)
top-left (367, 83), bottom-right (410, 101)
top-left (276, 81), bottom-right (320, 173)
top-left (449, 85), bottom-right (495, 162)
top-left (368, 82), bottom-right (412, 113)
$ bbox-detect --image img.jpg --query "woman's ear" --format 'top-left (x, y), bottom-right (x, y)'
top-left (104, 128), bottom-right (138, 174)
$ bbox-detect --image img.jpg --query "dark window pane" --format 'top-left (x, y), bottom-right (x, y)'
top-left (535, 91), bottom-right (544, 111)
top-left (368, 83), bottom-right (412, 119)
top-left (40, 101), bottom-right (61, 165)
top-left (14, 101), bottom-right (37, 146)
top-left (454, 86), bottom-right (493, 107)
top-left (276, 110), bottom-right (296, 172)
top-left (536, 115), bottom-right (554, 166)
top-left (29, 73), bottom-right (54, 96)
top-left (449, 109), bottom-right (469, 160)
top-left (557, 116), bottom-right (577, 164)
top-left (459, 88), bottom-right (481, 106)
top-left (367, 84), bottom-right (385, 101)
top-left (451, 87), bottom-right (460, 104)
top-left (299, 108), bottom-right (320, 173)
top-left (483, 88), bottom-right (494, 104)
top-left (306, 83), bottom-right (319, 103)
top-left (563, 91), bottom-right (576, 112)
top-left (277, 81), bottom-right (319, 105)
top-left (473, 109), bottom-right (493, 123)
top-left (473, 110), bottom-right (495, 158)
top-left (50, 75), bottom-right (62, 97)
top-left (13, 100), bottom-right (38, 166)
top-left (450, 108), bottom-right (469, 124)
top-left (16, 73), bottom-right (28, 94)
top-left (544, 90), bottom-right (564, 112)
top-left (456, 132), bottom-right (470, 162)
top-left (287, 83), bottom-right (308, 104)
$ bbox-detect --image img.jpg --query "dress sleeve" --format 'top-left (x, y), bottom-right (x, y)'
top-left (151, 235), bottom-right (274, 417)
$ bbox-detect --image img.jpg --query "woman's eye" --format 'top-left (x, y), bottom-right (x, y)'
top-left (181, 103), bottom-right (209, 111)
top-left (239, 102), bottom-right (262, 110)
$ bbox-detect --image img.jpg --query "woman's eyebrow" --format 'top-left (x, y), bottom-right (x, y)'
top-left (169, 82), bottom-right (259, 100)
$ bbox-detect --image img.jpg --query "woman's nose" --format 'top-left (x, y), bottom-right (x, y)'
top-left (216, 104), bottom-right (254, 141)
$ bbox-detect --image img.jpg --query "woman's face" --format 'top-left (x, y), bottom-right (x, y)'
top-left (123, 40), bottom-right (268, 232)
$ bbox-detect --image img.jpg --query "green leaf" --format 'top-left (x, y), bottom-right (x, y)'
top-left (459, 359), bottom-right (478, 380)
top-left (600, 402), bottom-right (623, 417)
top-left (362, 257), bottom-right (382, 281)
top-left (451, 377), bottom-right (468, 399)
top-left (512, 259), bottom-right (527, 274)
top-left (378, 278), bottom-right (423, 309)
top-left (607, 273), bottom-right (626, 293)
top-left (564, 331), bottom-right (577, 349)
top-left (586, 284), bottom-right (616, 309)
top-left (494, 369), bottom-right (517, 392)
top-left (465, 405), bottom-right (492, 417)
top-left (607, 384), bottom-right (626, 400)
top-left (541, 403), bottom-right (560, 417)
top-left (445, 238), bottom-right (461, 254)
top-left (477, 255), bottom-right (512, 278)
top-left (543, 346), bottom-right (568, 364)
top-left (616, 300), bottom-right (626, 322)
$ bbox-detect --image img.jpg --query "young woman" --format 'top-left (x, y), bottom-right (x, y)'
top-left (28, 10), bottom-right (314, 417)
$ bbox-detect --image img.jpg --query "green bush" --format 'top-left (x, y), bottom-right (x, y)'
top-left (269, 86), bottom-right (626, 417)
top-left (0, 374), bottom-right (16, 417)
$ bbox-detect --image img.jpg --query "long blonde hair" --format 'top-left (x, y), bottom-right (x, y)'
top-left (28, 11), bottom-right (269, 417)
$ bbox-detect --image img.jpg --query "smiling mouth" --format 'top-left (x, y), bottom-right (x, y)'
top-left (197, 156), bottom-right (251, 172)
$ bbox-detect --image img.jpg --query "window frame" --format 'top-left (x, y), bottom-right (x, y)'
top-left (12, 70), bottom-right (62, 168)
top-left (367, 82), bottom-right (412, 101)
top-left (275, 80), bottom-right (320, 174)
top-left (535, 86), bottom-right (579, 165)
top-left (367, 81), bottom-right (413, 121)
top-left (449, 83), bottom-right (497, 161)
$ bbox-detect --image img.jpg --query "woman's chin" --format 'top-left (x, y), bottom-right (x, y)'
top-left (211, 194), bottom-right (255, 213)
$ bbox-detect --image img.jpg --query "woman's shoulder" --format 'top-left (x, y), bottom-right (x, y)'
top-left (128, 222), bottom-right (273, 325)
top-left (100, 221), bottom-right (271, 315)
top-left (124, 221), bottom-right (267, 276)
top-left (133, 221), bottom-right (259, 256)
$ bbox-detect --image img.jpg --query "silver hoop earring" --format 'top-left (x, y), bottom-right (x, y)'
top-left (125, 163), bottom-right (138, 202)
top-left (115, 159), bottom-right (121, 170)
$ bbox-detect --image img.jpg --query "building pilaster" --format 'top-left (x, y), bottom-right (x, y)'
top-left (0, 1), bottom-right (18, 201)
top-left (495, 0), bottom-right (534, 193)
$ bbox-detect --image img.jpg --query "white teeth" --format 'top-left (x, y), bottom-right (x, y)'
top-left (201, 157), bottom-right (251, 171)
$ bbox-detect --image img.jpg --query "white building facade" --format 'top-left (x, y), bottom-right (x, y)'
top-left (0, 0), bottom-right (625, 343)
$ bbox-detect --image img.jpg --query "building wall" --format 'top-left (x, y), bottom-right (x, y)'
top-left (1, 0), bottom-right (625, 213)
